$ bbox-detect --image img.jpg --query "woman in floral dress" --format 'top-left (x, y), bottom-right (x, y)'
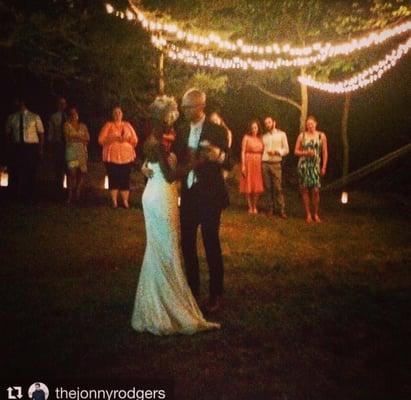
top-left (294, 116), bottom-right (328, 223)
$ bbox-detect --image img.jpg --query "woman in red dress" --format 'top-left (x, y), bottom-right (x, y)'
top-left (240, 120), bottom-right (264, 213)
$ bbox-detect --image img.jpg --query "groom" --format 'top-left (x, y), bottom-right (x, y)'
top-left (174, 88), bottom-right (229, 313)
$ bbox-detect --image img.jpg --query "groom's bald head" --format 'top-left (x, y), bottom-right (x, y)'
top-left (181, 89), bottom-right (206, 123)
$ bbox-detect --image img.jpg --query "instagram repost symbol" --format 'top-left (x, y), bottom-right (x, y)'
top-left (28, 383), bottom-right (49, 400)
top-left (7, 387), bottom-right (23, 400)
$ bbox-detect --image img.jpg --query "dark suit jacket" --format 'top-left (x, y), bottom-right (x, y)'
top-left (173, 119), bottom-right (229, 210)
top-left (32, 389), bottom-right (46, 400)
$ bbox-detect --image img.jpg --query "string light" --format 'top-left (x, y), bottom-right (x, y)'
top-left (105, 3), bottom-right (114, 14)
top-left (151, 35), bottom-right (334, 70)
top-left (105, 3), bottom-right (411, 94)
top-left (298, 37), bottom-right (411, 93)
top-left (121, 2), bottom-right (411, 58)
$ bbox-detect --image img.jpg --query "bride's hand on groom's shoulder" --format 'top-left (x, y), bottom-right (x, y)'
top-left (167, 153), bottom-right (177, 170)
top-left (141, 161), bottom-right (154, 178)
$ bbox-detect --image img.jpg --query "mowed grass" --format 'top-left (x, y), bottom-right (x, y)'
top-left (1, 178), bottom-right (410, 400)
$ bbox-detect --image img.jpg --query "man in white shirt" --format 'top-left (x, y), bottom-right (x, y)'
top-left (262, 116), bottom-right (289, 218)
top-left (5, 97), bottom-right (44, 202)
top-left (48, 96), bottom-right (68, 197)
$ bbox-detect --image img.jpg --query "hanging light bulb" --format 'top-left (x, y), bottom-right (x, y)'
top-left (105, 3), bottom-right (114, 14)
top-left (126, 9), bottom-right (134, 21)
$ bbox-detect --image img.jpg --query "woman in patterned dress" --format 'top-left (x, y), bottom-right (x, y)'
top-left (240, 119), bottom-right (264, 214)
top-left (294, 116), bottom-right (328, 223)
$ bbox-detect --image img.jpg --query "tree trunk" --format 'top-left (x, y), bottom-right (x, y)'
top-left (341, 92), bottom-right (351, 183)
top-left (299, 68), bottom-right (308, 133)
top-left (158, 51), bottom-right (165, 95)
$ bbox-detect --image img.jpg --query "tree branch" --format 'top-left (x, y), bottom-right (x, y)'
top-left (252, 84), bottom-right (302, 111)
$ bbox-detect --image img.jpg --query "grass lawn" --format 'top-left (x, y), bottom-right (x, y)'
top-left (1, 173), bottom-right (410, 399)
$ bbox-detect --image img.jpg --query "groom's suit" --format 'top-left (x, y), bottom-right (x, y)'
top-left (173, 119), bottom-right (229, 298)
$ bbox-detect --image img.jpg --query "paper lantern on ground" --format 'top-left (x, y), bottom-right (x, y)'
top-left (0, 171), bottom-right (8, 187)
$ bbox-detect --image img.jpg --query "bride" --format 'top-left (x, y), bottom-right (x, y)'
top-left (131, 95), bottom-right (220, 335)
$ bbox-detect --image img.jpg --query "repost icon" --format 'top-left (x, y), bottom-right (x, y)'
top-left (7, 387), bottom-right (23, 399)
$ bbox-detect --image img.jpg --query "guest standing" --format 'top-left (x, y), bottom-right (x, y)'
top-left (5, 97), bottom-right (44, 203)
top-left (294, 116), bottom-right (328, 223)
top-left (98, 106), bottom-right (138, 209)
top-left (210, 112), bottom-right (233, 149)
top-left (210, 111), bottom-right (233, 178)
top-left (64, 106), bottom-right (90, 204)
top-left (240, 120), bottom-right (264, 214)
top-left (262, 116), bottom-right (289, 218)
top-left (48, 96), bottom-right (68, 197)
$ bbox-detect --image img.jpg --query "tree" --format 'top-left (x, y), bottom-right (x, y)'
top-left (0, 0), bottom-right (159, 118)
top-left (313, 0), bottom-right (411, 180)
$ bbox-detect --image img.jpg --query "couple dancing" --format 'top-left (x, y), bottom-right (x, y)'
top-left (131, 89), bottom-right (229, 335)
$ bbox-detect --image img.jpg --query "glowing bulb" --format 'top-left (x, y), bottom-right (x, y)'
top-left (341, 192), bottom-right (348, 204)
top-left (282, 44), bottom-right (290, 52)
top-left (105, 3), bottom-right (114, 14)
top-left (63, 174), bottom-right (67, 189)
top-left (126, 9), bottom-right (134, 21)
top-left (104, 176), bottom-right (109, 190)
top-left (0, 170), bottom-right (8, 187)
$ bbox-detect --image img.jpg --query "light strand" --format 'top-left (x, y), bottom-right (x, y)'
top-left (298, 37), bottom-right (411, 93)
top-left (118, 2), bottom-right (411, 58)
top-left (151, 35), bottom-right (331, 70)
top-left (151, 34), bottom-right (411, 77)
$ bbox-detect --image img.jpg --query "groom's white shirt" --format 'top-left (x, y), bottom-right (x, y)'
top-left (187, 115), bottom-right (205, 189)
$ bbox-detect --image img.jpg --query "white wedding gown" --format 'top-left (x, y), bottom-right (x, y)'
top-left (131, 161), bottom-right (220, 335)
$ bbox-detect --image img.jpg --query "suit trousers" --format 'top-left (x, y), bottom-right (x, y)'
top-left (262, 161), bottom-right (285, 213)
top-left (180, 184), bottom-right (224, 298)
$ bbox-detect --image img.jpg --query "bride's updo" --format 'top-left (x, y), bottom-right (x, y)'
top-left (149, 95), bottom-right (179, 129)
top-left (145, 95), bottom-right (179, 162)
